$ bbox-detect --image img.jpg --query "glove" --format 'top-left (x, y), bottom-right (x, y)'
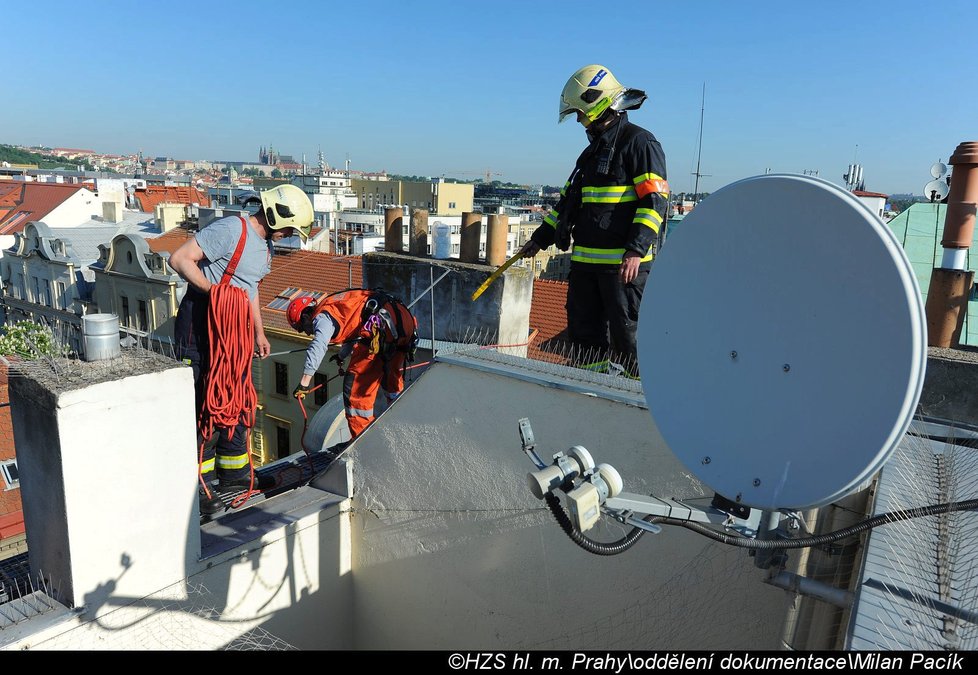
top-left (329, 354), bottom-right (346, 373)
top-left (293, 383), bottom-right (311, 400)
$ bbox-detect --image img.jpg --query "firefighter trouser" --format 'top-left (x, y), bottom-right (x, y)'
top-left (566, 266), bottom-right (648, 373)
top-left (174, 287), bottom-right (251, 482)
top-left (342, 341), bottom-right (407, 438)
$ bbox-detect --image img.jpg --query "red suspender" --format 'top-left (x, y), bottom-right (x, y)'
top-left (218, 216), bottom-right (249, 286)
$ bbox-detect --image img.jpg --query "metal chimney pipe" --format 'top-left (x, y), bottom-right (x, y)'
top-left (939, 142), bottom-right (978, 259)
top-left (925, 141), bottom-right (978, 347)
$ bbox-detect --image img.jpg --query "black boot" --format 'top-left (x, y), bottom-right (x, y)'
top-left (199, 487), bottom-right (224, 516)
top-left (218, 472), bottom-right (276, 492)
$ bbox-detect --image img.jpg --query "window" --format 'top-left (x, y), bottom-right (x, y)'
top-left (1, 459), bottom-right (18, 490)
top-left (267, 287), bottom-right (323, 311)
top-left (121, 296), bottom-right (130, 326)
top-left (274, 362), bottom-right (289, 395)
top-left (449, 202), bottom-right (456, 209)
top-left (138, 300), bottom-right (148, 331)
top-left (314, 372), bottom-right (328, 406)
top-left (57, 281), bottom-right (67, 310)
top-left (31, 276), bottom-right (40, 303)
top-left (42, 280), bottom-right (52, 307)
top-left (276, 423), bottom-right (291, 460)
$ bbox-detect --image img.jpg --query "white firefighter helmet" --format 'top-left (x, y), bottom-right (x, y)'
top-left (259, 184), bottom-right (314, 241)
top-left (558, 65), bottom-right (647, 125)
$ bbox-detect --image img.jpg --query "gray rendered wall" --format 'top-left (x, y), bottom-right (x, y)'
top-left (346, 357), bottom-right (792, 649)
top-left (362, 252), bottom-right (532, 356)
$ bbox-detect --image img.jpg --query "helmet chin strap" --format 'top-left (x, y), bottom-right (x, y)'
top-left (586, 109), bottom-right (621, 141)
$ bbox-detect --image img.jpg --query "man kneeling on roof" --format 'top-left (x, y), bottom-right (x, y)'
top-left (287, 289), bottom-right (419, 439)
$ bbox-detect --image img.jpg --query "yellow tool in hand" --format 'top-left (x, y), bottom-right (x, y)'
top-left (470, 251), bottom-right (524, 301)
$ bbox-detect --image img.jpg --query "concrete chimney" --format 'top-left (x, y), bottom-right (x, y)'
top-left (384, 207), bottom-right (404, 253)
top-left (8, 354), bottom-right (200, 616)
top-left (459, 212), bottom-right (482, 263)
top-left (102, 201), bottom-right (124, 223)
top-left (486, 214), bottom-right (508, 266)
top-left (410, 209), bottom-right (429, 257)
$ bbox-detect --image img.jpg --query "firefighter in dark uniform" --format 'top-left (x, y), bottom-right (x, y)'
top-left (520, 65), bottom-right (668, 375)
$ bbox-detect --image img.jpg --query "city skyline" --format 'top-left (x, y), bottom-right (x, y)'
top-left (2, 0), bottom-right (975, 196)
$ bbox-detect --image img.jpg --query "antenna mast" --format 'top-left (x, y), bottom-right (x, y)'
top-left (692, 83), bottom-right (710, 202)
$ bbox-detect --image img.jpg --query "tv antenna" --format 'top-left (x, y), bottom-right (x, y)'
top-left (691, 83), bottom-right (710, 201)
top-left (924, 160), bottom-right (949, 202)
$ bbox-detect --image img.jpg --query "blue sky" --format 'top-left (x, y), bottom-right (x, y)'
top-left (2, 0), bottom-right (975, 195)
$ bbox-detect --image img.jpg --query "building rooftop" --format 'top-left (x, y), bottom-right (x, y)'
top-left (133, 185), bottom-right (209, 212)
top-left (0, 182), bottom-right (87, 235)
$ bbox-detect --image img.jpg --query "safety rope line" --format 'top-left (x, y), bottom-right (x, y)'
top-left (198, 284), bottom-right (260, 509)
top-left (296, 370), bottom-right (345, 475)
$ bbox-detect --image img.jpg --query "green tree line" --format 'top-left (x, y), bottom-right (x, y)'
top-left (0, 143), bottom-right (95, 170)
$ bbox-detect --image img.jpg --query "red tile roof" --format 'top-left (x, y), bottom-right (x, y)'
top-left (0, 362), bottom-right (23, 533)
top-left (528, 279), bottom-right (568, 362)
top-left (0, 182), bottom-right (87, 235)
top-left (146, 227), bottom-right (193, 254)
top-left (260, 250), bottom-right (363, 332)
top-left (853, 190), bottom-right (889, 198)
top-left (133, 186), bottom-right (209, 212)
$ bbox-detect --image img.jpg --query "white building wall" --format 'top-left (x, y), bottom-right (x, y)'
top-left (40, 188), bottom-right (103, 227)
top-left (857, 195), bottom-right (886, 219)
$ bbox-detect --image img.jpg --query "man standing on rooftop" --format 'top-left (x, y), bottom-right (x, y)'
top-left (169, 185), bottom-right (314, 516)
top-left (520, 65), bottom-right (668, 375)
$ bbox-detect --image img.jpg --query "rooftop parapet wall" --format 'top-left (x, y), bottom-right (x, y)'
top-left (919, 346), bottom-right (978, 425)
top-left (346, 355), bottom-right (792, 649)
top-left (362, 251), bottom-right (533, 357)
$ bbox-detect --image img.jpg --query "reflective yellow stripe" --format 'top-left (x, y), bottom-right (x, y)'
top-left (633, 172), bottom-right (665, 184)
top-left (633, 208), bottom-right (662, 233)
top-left (572, 245), bottom-right (654, 264)
top-left (559, 180), bottom-right (570, 197)
top-left (581, 185), bottom-right (637, 203)
top-left (199, 458), bottom-right (215, 474)
top-left (217, 452), bottom-right (249, 470)
top-left (543, 209), bottom-right (558, 229)
top-left (571, 247), bottom-right (625, 264)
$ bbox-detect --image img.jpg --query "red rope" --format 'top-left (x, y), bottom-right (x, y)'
top-left (198, 284), bottom-right (260, 508)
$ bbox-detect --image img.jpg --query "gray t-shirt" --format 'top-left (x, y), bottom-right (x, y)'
top-left (194, 215), bottom-right (273, 299)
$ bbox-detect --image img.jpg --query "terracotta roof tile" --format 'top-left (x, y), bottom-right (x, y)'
top-left (260, 250), bottom-right (363, 333)
top-left (528, 279), bottom-right (569, 363)
top-left (0, 182), bottom-right (86, 235)
top-left (133, 186), bottom-right (209, 212)
top-left (0, 362), bottom-right (23, 528)
top-left (146, 228), bottom-right (194, 254)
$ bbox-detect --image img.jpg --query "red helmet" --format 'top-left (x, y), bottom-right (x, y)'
top-left (287, 296), bottom-right (315, 331)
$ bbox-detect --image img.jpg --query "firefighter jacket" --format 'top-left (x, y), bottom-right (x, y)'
top-left (531, 112), bottom-right (668, 268)
top-left (302, 289), bottom-right (418, 376)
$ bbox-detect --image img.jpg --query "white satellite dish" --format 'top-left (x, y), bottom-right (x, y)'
top-left (304, 393), bottom-right (352, 453)
top-left (931, 162), bottom-right (948, 179)
top-left (638, 174), bottom-right (926, 510)
top-left (924, 179), bottom-right (949, 201)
